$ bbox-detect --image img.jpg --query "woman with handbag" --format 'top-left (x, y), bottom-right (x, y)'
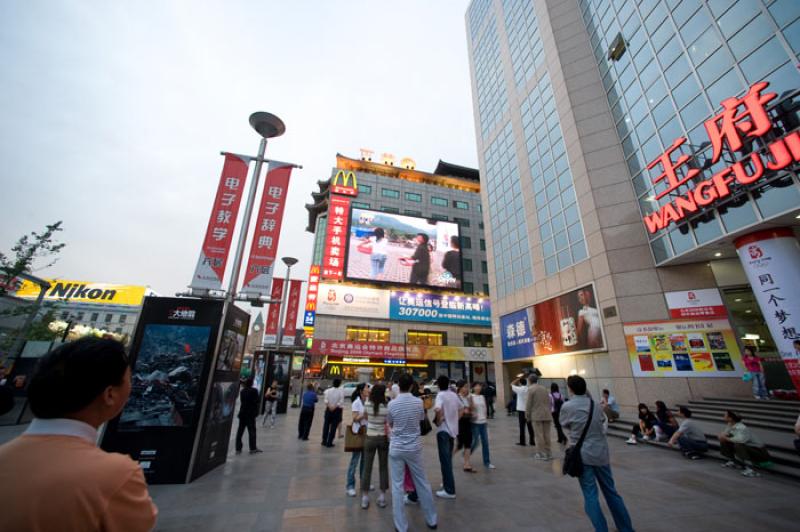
top-left (345, 384), bottom-right (368, 497)
top-left (361, 384), bottom-right (390, 509)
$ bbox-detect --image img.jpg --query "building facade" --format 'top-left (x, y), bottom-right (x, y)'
top-left (466, 0), bottom-right (800, 409)
top-left (304, 154), bottom-right (495, 384)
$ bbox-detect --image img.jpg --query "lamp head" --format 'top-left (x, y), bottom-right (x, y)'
top-left (282, 257), bottom-right (298, 267)
top-left (249, 112), bottom-right (286, 139)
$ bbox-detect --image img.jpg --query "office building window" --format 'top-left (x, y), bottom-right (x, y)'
top-left (114, 327), bottom-right (122, 334)
top-left (480, 239), bottom-right (486, 251)
top-left (481, 261), bottom-right (488, 274)
top-left (404, 210), bottom-right (422, 217)
top-left (119, 315), bottom-right (127, 323)
top-left (358, 184), bottom-right (372, 194)
top-left (60, 311), bottom-right (69, 320)
top-left (346, 327), bottom-right (390, 343)
top-left (90, 312), bottom-right (99, 322)
top-left (471, 8), bottom-right (508, 140)
top-left (464, 333), bottom-right (493, 347)
top-left (453, 200), bottom-right (469, 210)
top-left (461, 236), bottom-right (472, 249)
top-left (463, 282), bottom-right (474, 294)
top-left (407, 330), bottom-right (446, 346)
top-left (381, 188), bottom-right (400, 199)
top-left (75, 312), bottom-right (84, 320)
top-left (463, 258), bottom-right (474, 272)
top-left (431, 213), bottom-right (448, 221)
top-left (352, 201), bottom-right (371, 209)
top-left (431, 196), bottom-right (448, 207)
top-left (405, 192), bottom-right (422, 202)
top-left (453, 217), bottom-right (470, 227)
top-left (483, 283), bottom-right (490, 295)
top-left (104, 314), bottom-right (113, 323)
top-left (381, 206), bottom-right (400, 214)
top-left (503, 0), bottom-right (545, 88)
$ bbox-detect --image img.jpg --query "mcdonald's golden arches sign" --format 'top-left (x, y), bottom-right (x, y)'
top-left (331, 170), bottom-right (358, 196)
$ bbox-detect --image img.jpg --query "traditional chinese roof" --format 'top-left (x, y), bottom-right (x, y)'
top-left (433, 160), bottom-right (480, 181)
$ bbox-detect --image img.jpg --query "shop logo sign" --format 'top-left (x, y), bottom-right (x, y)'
top-left (169, 307), bottom-right (196, 320)
top-left (748, 245), bottom-right (764, 260)
top-left (344, 293), bottom-right (354, 303)
top-left (331, 170), bottom-right (358, 196)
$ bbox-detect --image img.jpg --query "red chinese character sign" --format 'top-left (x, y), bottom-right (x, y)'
top-left (264, 278), bottom-right (284, 345)
top-left (240, 162), bottom-right (294, 298)
top-left (190, 154), bottom-right (249, 291)
top-left (282, 279), bottom-right (303, 346)
top-left (735, 228), bottom-right (800, 395)
top-left (321, 196), bottom-right (351, 280)
top-left (302, 265), bottom-right (321, 336)
top-left (643, 81), bottom-right (800, 234)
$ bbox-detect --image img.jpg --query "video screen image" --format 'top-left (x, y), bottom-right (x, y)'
top-left (345, 208), bottom-right (462, 289)
top-left (119, 324), bottom-right (211, 429)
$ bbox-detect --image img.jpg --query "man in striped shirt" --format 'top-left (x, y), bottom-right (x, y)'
top-left (387, 373), bottom-right (438, 531)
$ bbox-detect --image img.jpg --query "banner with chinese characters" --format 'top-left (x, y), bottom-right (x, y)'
top-left (389, 291), bottom-right (491, 326)
top-left (665, 289), bottom-right (727, 319)
top-left (500, 308), bottom-right (534, 361)
top-left (321, 196), bottom-right (351, 280)
top-left (240, 162), bottom-right (293, 297)
top-left (190, 154), bottom-right (249, 291)
top-left (735, 228), bottom-right (800, 393)
top-left (315, 283), bottom-right (390, 319)
top-left (282, 279), bottom-right (303, 345)
top-left (309, 339), bottom-right (491, 362)
top-left (302, 265), bottom-right (321, 334)
top-left (264, 278), bottom-right (284, 345)
top-left (624, 319), bottom-right (744, 378)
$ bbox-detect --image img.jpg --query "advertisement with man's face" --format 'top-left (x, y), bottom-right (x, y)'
top-left (531, 284), bottom-right (605, 356)
top-left (345, 208), bottom-right (462, 290)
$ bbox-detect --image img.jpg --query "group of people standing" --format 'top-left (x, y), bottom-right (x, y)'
top-left (510, 373), bottom-right (568, 458)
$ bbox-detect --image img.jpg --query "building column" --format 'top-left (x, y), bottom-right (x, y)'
top-left (734, 228), bottom-right (800, 393)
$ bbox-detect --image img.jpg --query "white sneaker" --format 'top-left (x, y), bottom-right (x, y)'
top-left (722, 461), bottom-right (737, 469)
top-left (741, 468), bottom-right (760, 477)
top-left (435, 489), bottom-right (456, 499)
top-left (625, 436), bottom-right (637, 445)
top-left (377, 494), bottom-right (387, 508)
top-left (486, 464), bottom-right (496, 469)
top-left (346, 488), bottom-right (356, 497)
top-left (540, 453), bottom-right (552, 461)
top-left (361, 495), bottom-right (370, 509)
top-left (643, 435), bottom-right (652, 441)
top-left (533, 452), bottom-right (543, 459)
top-left (403, 494), bottom-right (419, 505)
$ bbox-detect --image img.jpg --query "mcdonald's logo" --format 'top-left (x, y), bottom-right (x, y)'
top-left (331, 170), bottom-right (359, 197)
top-left (329, 364), bottom-right (341, 375)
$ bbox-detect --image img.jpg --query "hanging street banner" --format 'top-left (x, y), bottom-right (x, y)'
top-left (190, 153), bottom-right (249, 291)
top-left (264, 278), bottom-right (284, 345)
top-left (321, 196), bottom-right (351, 280)
top-left (241, 162), bottom-right (294, 297)
top-left (282, 279), bottom-right (304, 346)
top-left (13, 279), bottom-right (147, 307)
top-left (389, 291), bottom-right (491, 326)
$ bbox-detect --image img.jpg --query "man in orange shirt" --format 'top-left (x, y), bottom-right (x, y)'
top-left (0, 337), bottom-right (158, 531)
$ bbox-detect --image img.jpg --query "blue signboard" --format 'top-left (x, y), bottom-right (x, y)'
top-left (389, 292), bottom-right (491, 326)
top-left (303, 310), bottom-right (315, 327)
top-left (500, 308), bottom-right (534, 360)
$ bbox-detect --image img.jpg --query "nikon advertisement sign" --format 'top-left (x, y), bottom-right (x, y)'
top-left (14, 278), bottom-right (147, 306)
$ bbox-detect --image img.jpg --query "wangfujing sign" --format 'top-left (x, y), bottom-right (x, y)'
top-left (643, 81), bottom-right (799, 234)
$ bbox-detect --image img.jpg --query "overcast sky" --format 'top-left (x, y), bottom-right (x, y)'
top-left (0, 0), bottom-right (478, 321)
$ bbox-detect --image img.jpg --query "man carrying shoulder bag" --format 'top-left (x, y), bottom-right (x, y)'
top-left (559, 376), bottom-right (634, 532)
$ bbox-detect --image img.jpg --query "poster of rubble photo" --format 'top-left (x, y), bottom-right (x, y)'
top-left (216, 328), bottom-right (245, 372)
top-left (119, 323), bottom-right (211, 429)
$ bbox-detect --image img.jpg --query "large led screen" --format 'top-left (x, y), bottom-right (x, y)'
top-left (345, 208), bottom-right (462, 289)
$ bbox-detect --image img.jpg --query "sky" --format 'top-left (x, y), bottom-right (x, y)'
top-left (0, 0), bottom-right (478, 322)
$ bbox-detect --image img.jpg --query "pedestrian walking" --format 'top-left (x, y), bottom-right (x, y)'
top-left (322, 378), bottom-right (345, 447)
top-left (236, 377), bottom-right (262, 454)
top-left (469, 382), bottom-right (494, 469)
top-left (511, 374), bottom-right (535, 446)
top-left (483, 380), bottom-right (496, 419)
top-left (525, 373), bottom-right (552, 460)
top-left (550, 382), bottom-right (567, 445)
top-left (298, 383), bottom-right (317, 440)
top-left (560, 375), bottom-right (634, 532)
top-left (434, 374), bottom-right (462, 498)
top-left (455, 380), bottom-right (475, 472)
top-left (262, 381), bottom-right (279, 427)
top-left (0, 337), bottom-right (158, 532)
top-left (387, 373), bottom-right (438, 531)
top-left (346, 383), bottom-right (368, 497)
top-left (361, 383), bottom-right (390, 509)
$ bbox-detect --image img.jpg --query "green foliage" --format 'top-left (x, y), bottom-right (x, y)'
top-left (25, 309), bottom-right (60, 342)
top-left (0, 221), bottom-right (65, 297)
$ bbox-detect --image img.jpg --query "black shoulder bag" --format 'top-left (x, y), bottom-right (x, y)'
top-left (562, 398), bottom-right (594, 478)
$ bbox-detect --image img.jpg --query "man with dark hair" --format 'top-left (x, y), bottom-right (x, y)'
top-left (601, 389), bottom-right (620, 422)
top-left (668, 406), bottom-right (708, 459)
top-left (559, 375), bottom-right (633, 532)
top-left (387, 373), bottom-right (437, 531)
top-left (298, 382), bottom-right (318, 440)
top-left (236, 377), bottom-right (262, 454)
top-left (525, 374), bottom-right (552, 460)
top-left (407, 233), bottom-right (431, 285)
top-left (0, 337), bottom-right (157, 531)
top-left (433, 374), bottom-right (462, 499)
top-left (322, 378), bottom-right (345, 447)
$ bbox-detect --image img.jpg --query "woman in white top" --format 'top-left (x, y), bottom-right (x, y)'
top-left (345, 384), bottom-right (368, 497)
top-left (577, 288), bottom-right (603, 348)
top-left (361, 384), bottom-right (390, 509)
top-left (469, 382), bottom-right (495, 469)
top-left (368, 228), bottom-right (389, 279)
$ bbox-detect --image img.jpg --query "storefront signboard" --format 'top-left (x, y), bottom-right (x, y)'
top-left (310, 339), bottom-right (490, 362)
top-left (389, 291), bottom-right (491, 326)
top-left (321, 196), bottom-right (351, 280)
top-left (316, 283), bottom-right (390, 319)
top-left (664, 289), bottom-right (727, 319)
top-left (500, 308), bottom-right (534, 361)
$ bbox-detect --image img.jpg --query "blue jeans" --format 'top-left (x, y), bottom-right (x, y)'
top-left (470, 423), bottom-right (491, 466)
top-left (346, 450), bottom-right (364, 490)
top-left (677, 435), bottom-right (709, 455)
top-left (578, 464), bottom-right (634, 532)
top-left (751, 372), bottom-right (768, 399)
top-left (436, 431), bottom-right (455, 494)
top-left (370, 254), bottom-right (387, 278)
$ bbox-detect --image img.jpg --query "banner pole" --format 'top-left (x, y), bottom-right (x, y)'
top-left (226, 137), bottom-right (267, 301)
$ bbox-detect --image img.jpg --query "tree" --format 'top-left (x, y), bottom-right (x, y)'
top-left (0, 221), bottom-right (65, 297)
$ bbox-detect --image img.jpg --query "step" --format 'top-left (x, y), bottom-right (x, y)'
top-left (676, 405), bottom-right (797, 424)
top-left (689, 401), bottom-right (800, 417)
top-left (680, 412), bottom-right (795, 433)
top-left (702, 396), bottom-right (800, 409)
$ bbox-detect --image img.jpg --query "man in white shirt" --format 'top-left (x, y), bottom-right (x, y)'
top-left (433, 375), bottom-right (462, 499)
top-left (511, 375), bottom-right (535, 446)
top-left (322, 379), bottom-right (345, 447)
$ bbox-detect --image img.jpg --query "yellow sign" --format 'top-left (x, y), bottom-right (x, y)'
top-left (14, 279), bottom-right (147, 306)
top-left (331, 170), bottom-right (358, 196)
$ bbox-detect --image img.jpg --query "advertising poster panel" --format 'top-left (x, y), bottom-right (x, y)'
top-left (624, 318), bottom-right (744, 378)
top-left (530, 284), bottom-right (605, 356)
top-left (500, 308), bottom-right (535, 360)
top-left (321, 196), bottom-right (351, 280)
top-left (267, 352), bottom-right (292, 414)
top-left (264, 278), bottom-right (284, 345)
top-left (345, 208), bottom-right (462, 289)
top-left (389, 291), bottom-right (491, 326)
top-left (191, 154), bottom-right (249, 291)
top-left (315, 283), bottom-right (390, 319)
top-left (13, 278), bottom-right (147, 306)
top-left (101, 297), bottom-right (224, 484)
top-left (665, 289), bottom-right (727, 319)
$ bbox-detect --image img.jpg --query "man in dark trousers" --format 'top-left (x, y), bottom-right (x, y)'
top-left (406, 233), bottom-right (431, 285)
top-left (235, 377), bottom-right (262, 455)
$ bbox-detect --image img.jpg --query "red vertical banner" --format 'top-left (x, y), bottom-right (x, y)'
top-left (240, 162), bottom-right (293, 297)
top-left (282, 280), bottom-right (304, 345)
top-left (264, 278), bottom-right (284, 345)
top-left (190, 154), bottom-right (249, 291)
top-left (321, 196), bottom-right (351, 280)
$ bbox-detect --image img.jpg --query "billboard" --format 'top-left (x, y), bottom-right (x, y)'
top-left (500, 308), bottom-right (534, 361)
top-left (13, 278), bottom-right (146, 306)
top-left (316, 283), bottom-right (390, 318)
top-left (624, 318), bottom-right (744, 378)
top-left (310, 339), bottom-right (491, 361)
top-left (345, 208), bottom-right (462, 290)
top-left (321, 196), bottom-right (351, 280)
top-left (389, 291), bottom-right (491, 326)
top-left (665, 289), bottom-right (727, 319)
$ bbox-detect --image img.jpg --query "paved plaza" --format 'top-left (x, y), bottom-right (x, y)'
top-left (135, 404), bottom-right (800, 532)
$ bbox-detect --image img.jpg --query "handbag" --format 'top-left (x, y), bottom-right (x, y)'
top-left (357, 242), bottom-right (373, 255)
top-left (344, 424), bottom-right (366, 452)
top-left (563, 398), bottom-right (594, 478)
top-left (420, 415), bottom-right (433, 436)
